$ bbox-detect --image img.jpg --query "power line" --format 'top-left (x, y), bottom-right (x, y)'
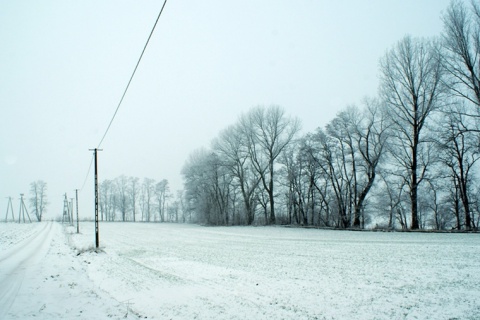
top-left (80, 154), bottom-right (94, 192)
top-left (97, 0), bottom-right (168, 148)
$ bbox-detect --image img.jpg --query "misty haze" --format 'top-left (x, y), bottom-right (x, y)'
top-left (1, 0), bottom-right (479, 319)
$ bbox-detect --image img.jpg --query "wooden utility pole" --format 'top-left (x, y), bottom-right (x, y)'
top-left (89, 148), bottom-right (102, 248)
top-left (75, 189), bottom-right (79, 233)
top-left (70, 198), bottom-right (74, 226)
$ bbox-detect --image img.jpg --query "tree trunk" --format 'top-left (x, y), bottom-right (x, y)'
top-left (268, 162), bottom-right (276, 224)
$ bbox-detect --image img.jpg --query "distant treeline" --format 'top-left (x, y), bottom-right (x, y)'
top-left (99, 176), bottom-right (186, 223)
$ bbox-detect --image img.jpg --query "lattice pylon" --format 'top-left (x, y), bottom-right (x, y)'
top-left (18, 194), bottom-right (31, 223)
top-left (4, 197), bottom-right (15, 222)
top-left (62, 194), bottom-right (70, 224)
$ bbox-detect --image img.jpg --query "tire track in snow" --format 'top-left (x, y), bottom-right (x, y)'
top-left (0, 221), bottom-right (54, 318)
top-left (0, 222), bottom-right (48, 264)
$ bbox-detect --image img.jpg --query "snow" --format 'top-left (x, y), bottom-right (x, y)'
top-left (1, 222), bottom-right (479, 319)
top-left (0, 222), bottom-right (135, 319)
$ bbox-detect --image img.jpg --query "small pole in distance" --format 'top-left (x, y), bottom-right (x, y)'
top-left (75, 189), bottom-right (79, 233)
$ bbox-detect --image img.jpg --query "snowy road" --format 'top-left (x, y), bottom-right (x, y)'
top-left (0, 222), bottom-right (54, 317)
top-left (0, 222), bottom-right (134, 319)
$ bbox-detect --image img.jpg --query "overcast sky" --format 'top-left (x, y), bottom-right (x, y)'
top-left (1, 0), bottom-right (453, 220)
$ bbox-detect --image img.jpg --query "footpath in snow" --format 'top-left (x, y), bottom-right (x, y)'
top-left (0, 222), bottom-right (134, 319)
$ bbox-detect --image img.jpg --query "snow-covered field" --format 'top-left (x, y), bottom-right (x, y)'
top-left (1, 221), bottom-right (479, 319)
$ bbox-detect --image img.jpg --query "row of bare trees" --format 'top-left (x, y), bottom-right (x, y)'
top-left (99, 176), bottom-right (186, 223)
top-left (182, 106), bottom-right (300, 225)
top-left (181, 0), bottom-right (480, 230)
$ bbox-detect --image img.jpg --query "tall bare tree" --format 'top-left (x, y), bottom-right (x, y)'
top-left (155, 179), bottom-right (170, 222)
top-left (442, 0), bottom-right (480, 107)
top-left (29, 180), bottom-right (48, 222)
top-left (129, 176), bottom-right (140, 222)
top-left (100, 179), bottom-right (116, 221)
top-left (240, 105), bottom-right (301, 224)
top-left (326, 107), bottom-right (359, 226)
top-left (380, 35), bottom-right (444, 229)
top-left (353, 99), bottom-right (389, 227)
top-left (182, 148), bottom-right (232, 225)
top-left (437, 103), bottom-right (480, 229)
top-left (141, 178), bottom-right (155, 222)
top-left (213, 124), bottom-right (261, 225)
top-left (116, 175), bottom-right (129, 222)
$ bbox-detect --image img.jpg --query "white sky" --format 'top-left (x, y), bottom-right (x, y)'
top-left (1, 0), bottom-right (453, 219)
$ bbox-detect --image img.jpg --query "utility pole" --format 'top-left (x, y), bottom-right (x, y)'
top-left (75, 189), bottom-right (79, 233)
top-left (89, 148), bottom-right (102, 248)
top-left (70, 198), bottom-right (74, 226)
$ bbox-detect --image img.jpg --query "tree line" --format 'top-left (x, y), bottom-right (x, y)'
top-left (181, 0), bottom-right (480, 230)
top-left (98, 176), bottom-right (187, 223)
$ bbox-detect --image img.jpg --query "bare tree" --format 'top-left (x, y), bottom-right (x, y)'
top-left (176, 190), bottom-right (187, 223)
top-left (442, 0), bottom-right (480, 107)
top-left (240, 105), bottom-right (301, 224)
top-left (213, 124), bottom-right (261, 225)
top-left (101, 179), bottom-right (117, 221)
top-left (380, 35), bottom-right (444, 229)
top-left (374, 172), bottom-right (407, 229)
top-left (182, 148), bottom-right (232, 225)
top-left (116, 175), bottom-right (129, 222)
top-left (29, 180), bottom-right (48, 222)
top-left (310, 127), bottom-right (351, 228)
top-left (353, 99), bottom-right (389, 227)
top-left (155, 179), bottom-right (169, 222)
top-left (297, 132), bottom-right (333, 227)
top-left (326, 108), bottom-right (359, 227)
top-left (280, 144), bottom-right (304, 225)
top-left (436, 103), bottom-right (480, 229)
top-left (129, 176), bottom-right (140, 222)
top-left (311, 103), bottom-right (388, 229)
top-left (141, 178), bottom-right (155, 222)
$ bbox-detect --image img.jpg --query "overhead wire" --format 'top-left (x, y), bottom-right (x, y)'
top-left (79, 154), bottom-right (95, 192)
top-left (77, 0), bottom-right (168, 195)
top-left (97, 0), bottom-right (168, 148)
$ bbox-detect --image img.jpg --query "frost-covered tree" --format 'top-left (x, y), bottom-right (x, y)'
top-left (115, 175), bottom-right (130, 222)
top-left (442, 0), bottom-right (480, 107)
top-left (240, 105), bottom-right (301, 224)
top-left (436, 103), bottom-right (480, 229)
top-left (155, 179), bottom-right (169, 222)
top-left (141, 178), bottom-right (155, 222)
top-left (380, 35), bottom-right (444, 230)
top-left (128, 176), bottom-right (140, 222)
top-left (29, 180), bottom-right (48, 222)
top-left (182, 148), bottom-right (232, 225)
top-left (213, 124), bottom-right (261, 225)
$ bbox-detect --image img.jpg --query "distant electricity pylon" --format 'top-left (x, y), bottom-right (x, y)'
top-left (62, 193), bottom-right (70, 224)
top-left (4, 197), bottom-right (14, 222)
top-left (18, 194), bottom-right (31, 223)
